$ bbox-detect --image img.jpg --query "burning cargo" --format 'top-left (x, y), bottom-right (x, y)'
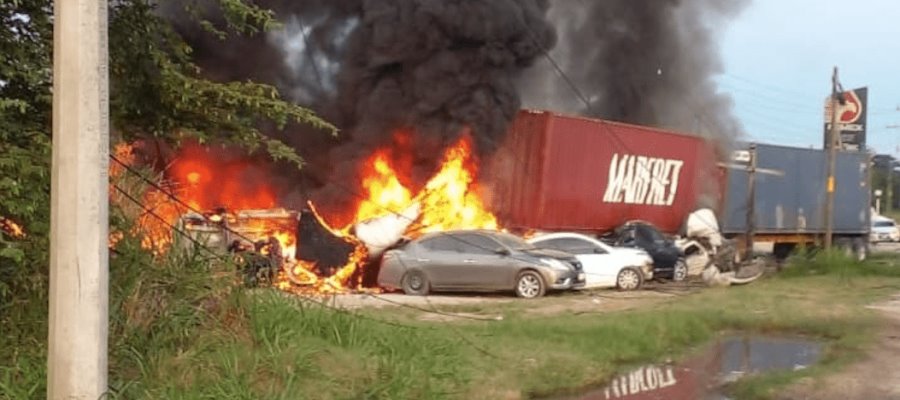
top-left (143, 133), bottom-right (501, 294)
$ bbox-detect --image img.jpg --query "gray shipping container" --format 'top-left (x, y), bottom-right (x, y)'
top-left (721, 143), bottom-right (870, 235)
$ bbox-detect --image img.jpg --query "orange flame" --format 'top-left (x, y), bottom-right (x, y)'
top-left (110, 131), bottom-right (498, 296)
top-left (342, 133), bottom-right (497, 234)
top-left (170, 144), bottom-right (277, 211)
top-left (413, 135), bottom-right (497, 233)
top-left (0, 216), bottom-right (25, 239)
top-left (109, 142), bottom-right (289, 256)
top-left (354, 150), bottom-right (413, 224)
top-left (276, 201), bottom-right (369, 293)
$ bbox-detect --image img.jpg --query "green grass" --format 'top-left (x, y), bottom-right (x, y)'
top-left (3, 247), bottom-right (899, 399)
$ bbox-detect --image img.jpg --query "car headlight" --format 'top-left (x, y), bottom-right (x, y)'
top-left (540, 258), bottom-right (570, 271)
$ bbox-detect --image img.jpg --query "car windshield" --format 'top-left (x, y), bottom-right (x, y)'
top-left (630, 224), bottom-right (667, 245)
top-left (493, 232), bottom-right (536, 250)
top-left (874, 220), bottom-right (895, 228)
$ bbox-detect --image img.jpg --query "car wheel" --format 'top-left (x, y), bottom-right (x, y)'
top-left (616, 267), bottom-right (642, 291)
top-left (401, 270), bottom-right (430, 296)
top-left (515, 270), bottom-right (546, 299)
top-left (673, 259), bottom-right (688, 282)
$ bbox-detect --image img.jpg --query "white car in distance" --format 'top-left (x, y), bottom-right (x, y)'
top-left (527, 232), bottom-right (654, 290)
top-left (871, 216), bottom-right (900, 243)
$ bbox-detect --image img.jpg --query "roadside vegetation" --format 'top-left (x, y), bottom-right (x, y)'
top-left (4, 2), bottom-right (900, 399)
top-left (1, 1), bottom-right (331, 398)
top-left (5, 243), bottom-right (897, 399)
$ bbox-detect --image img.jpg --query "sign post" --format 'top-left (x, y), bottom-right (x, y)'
top-left (824, 86), bottom-right (868, 151)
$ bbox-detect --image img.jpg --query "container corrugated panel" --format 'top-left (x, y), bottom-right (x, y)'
top-left (488, 110), bottom-right (723, 234)
top-left (721, 143), bottom-right (870, 234)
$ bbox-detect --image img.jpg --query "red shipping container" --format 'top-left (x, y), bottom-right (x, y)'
top-left (486, 110), bottom-right (723, 235)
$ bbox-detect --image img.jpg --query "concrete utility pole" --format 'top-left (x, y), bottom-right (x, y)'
top-left (48, 1), bottom-right (109, 399)
top-left (824, 67), bottom-right (841, 250)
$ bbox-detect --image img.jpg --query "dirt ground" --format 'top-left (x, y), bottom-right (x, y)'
top-left (774, 292), bottom-right (900, 400)
top-left (772, 242), bottom-right (900, 400)
top-left (326, 281), bottom-right (703, 321)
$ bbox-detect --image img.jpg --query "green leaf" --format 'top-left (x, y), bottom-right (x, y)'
top-left (0, 247), bottom-right (25, 263)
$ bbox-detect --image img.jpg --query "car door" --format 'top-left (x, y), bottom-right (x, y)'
top-left (574, 238), bottom-right (617, 286)
top-left (453, 233), bottom-right (513, 289)
top-left (572, 240), bottom-right (618, 287)
top-left (416, 235), bottom-right (467, 288)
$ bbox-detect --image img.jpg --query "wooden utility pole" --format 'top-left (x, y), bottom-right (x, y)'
top-left (885, 126), bottom-right (900, 214)
top-left (744, 143), bottom-right (757, 261)
top-left (824, 67), bottom-right (841, 250)
top-left (48, 1), bottom-right (109, 399)
top-left (888, 163), bottom-right (894, 214)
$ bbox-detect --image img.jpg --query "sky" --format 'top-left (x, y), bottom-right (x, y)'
top-left (717, 0), bottom-right (900, 155)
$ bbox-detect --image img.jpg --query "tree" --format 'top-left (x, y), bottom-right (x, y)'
top-left (0, 0), bottom-right (334, 370)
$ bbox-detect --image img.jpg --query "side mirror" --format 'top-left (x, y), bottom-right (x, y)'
top-left (495, 247), bottom-right (511, 256)
top-left (593, 248), bottom-right (605, 254)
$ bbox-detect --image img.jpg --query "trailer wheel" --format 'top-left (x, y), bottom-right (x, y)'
top-left (772, 243), bottom-right (796, 263)
top-left (851, 238), bottom-right (868, 262)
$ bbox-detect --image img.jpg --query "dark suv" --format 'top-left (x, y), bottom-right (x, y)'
top-left (604, 221), bottom-right (687, 281)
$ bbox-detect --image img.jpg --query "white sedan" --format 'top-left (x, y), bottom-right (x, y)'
top-left (528, 232), bottom-right (655, 290)
top-left (871, 216), bottom-right (900, 243)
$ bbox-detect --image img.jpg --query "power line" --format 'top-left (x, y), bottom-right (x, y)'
top-left (112, 178), bottom-right (433, 331)
top-left (718, 82), bottom-right (822, 113)
top-left (724, 90), bottom-right (822, 116)
top-left (720, 73), bottom-right (818, 99)
top-left (738, 105), bottom-right (821, 132)
top-left (519, 27), bottom-right (731, 237)
top-left (112, 148), bottom-right (520, 330)
top-left (111, 183), bottom-right (230, 262)
top-left (110, 154), bottom-right (262, 246)
top-left (363, 293), bottom-right (503, 322)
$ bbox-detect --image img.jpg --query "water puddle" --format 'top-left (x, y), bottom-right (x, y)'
top-left (551, 335), bottom-right (822, 400)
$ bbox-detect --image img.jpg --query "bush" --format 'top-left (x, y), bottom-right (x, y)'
top-left (780, 249), bottom-right (900, 279)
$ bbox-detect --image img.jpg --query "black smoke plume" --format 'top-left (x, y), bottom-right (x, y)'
top-left (165, 0), bottom-right (556, 212)
top-left (519, 0), bottom-right (748, 139)
top-left (165, 0), bottom-right (747, 214)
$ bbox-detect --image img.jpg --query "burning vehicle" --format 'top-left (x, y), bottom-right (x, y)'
top-left (117, 133), bottom-right (505, 295)
top-left (176, 208), bottom-right (297, 286)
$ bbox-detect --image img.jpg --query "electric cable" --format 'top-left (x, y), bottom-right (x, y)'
top-left (112, 179), bottom-right (431, 331)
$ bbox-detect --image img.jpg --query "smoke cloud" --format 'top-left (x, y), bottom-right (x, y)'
top-left (165, 0), bottom-right (748, 211)
top-left (519, 0), bottom-right (748, 139)
top-left (165, 0), bottom-right (556, 211)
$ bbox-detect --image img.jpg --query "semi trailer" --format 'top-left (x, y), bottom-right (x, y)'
top-left (489, 110), bottom-right (871, 259)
